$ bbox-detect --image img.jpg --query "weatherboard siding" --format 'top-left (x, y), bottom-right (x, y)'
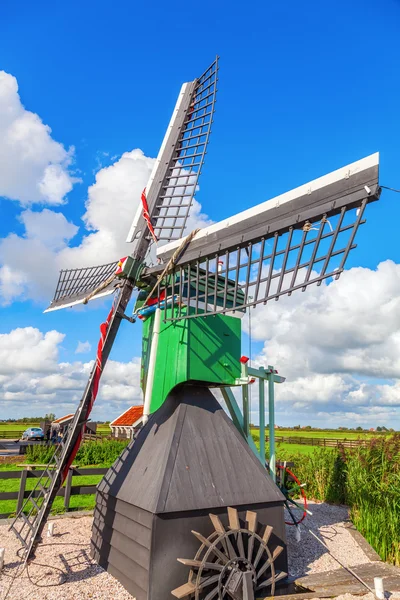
top-left (92, 495), bottom-right (152, 598)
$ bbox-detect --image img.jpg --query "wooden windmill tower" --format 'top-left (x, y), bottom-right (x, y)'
top-left (10, 58), bottom-right (381, 599)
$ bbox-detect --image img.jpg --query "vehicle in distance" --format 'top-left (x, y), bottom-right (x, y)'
top-left (21, 427), bottom-right (45, 441)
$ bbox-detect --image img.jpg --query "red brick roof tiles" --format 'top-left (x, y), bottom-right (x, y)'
top-left (111, 405), bottom-right (144, 427)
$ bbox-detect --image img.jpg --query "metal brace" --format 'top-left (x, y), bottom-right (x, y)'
top-left (117, 311), bottom-right (136, 324)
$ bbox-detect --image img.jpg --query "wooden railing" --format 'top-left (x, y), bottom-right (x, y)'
top-left (266, 436), bottom-right (370, 448)
top-left (0, 431), bottom-right (24, 439)
top-left (0, 430), bottom-right (111, 440)
top-left (0, 466), bottom-right (107, 519)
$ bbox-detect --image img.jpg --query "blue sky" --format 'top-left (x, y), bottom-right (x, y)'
top-left (1, 0), bottom-right (400, 427)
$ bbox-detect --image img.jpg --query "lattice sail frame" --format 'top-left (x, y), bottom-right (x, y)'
top-left (46, 261), bottom-right (119, 312)
top-left (143, 153), bottom-right (380, 321)
top-left (126, 58), bottom-right (218, 246)
top-left (153, 60), bottom-right (218, 242)
top-left (46, 60), bottom-right (218, 313)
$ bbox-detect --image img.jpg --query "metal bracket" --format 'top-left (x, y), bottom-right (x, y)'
top-left (117, 311), bottom-right (136, 324)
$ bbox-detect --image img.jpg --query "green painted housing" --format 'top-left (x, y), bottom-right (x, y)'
top-left (141, 307), bottom-right (242, 413)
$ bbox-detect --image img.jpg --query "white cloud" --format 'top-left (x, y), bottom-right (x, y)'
top-left (0, 326), bottom-right (142, 421)
top-left (251, 261), bottom-right (400, 380)
top-left (19, 209), bottom-right (79, 251)
top-left (75, 340), bottom-right (91, 354)
top-left (0, 327), bottom-right (64, 375)
top-left (0, 145), bottom-right (213, 305)
top-left (0, 149), bottom-right (155, 304)
top-left (0, 71), bottom-right (78, 206)
top-left (246, 261), bottom-right (400, 427)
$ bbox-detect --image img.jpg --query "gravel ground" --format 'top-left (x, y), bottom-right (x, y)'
top-left (286, 500), bottom-right (372, 578)
top-left (0, 515), bottom-right (132, 600)
top-left (0, 502), bottom-right (399, 599)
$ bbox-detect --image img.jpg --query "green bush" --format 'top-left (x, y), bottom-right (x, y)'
top-left (289, 447), bottom-right (346, 503)
top-left (345, 435), bottom-right (400, 566)
top-left (25, 438), bottom-right (129, 467)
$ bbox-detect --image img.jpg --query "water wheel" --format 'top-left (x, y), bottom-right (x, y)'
top-left (171, 507), bottom-right (287, 599)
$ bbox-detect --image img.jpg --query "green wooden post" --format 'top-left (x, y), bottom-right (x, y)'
top-left (268, 365), bottom-right (276, 482)
top-left (240, 360), bottom-right (250, 438)
top-left (259, 367), bottom-right (266, 465)
top-left (242, 383), bottom-right (250, 438)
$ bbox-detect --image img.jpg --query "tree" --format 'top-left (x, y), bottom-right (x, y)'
top-left (376, 426), bottom-right (382, 432)
top-left (44, 413), bottom-right (56, 422)
top-left (356, 426), bottom-right (363, 431)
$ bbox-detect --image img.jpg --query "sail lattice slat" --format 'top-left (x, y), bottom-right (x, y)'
top-left (152, 59), bottom-right (218, 242)
top-left (157, 205), bottom-right (366, 320)
top-left (147, 152), bottom-right (380, 320)
top-left (46, 261), bottom-right (119, 312)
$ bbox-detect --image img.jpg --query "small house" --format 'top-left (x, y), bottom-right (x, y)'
top-left (51, 414), bottom-right (97, 436)
top-left (110, 405), bottom-right (144, 439)
top-left (51, 414), bottom-right (74, 434)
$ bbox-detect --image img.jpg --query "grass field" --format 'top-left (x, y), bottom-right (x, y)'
top-left (1, 423), bottom-right (392, 436)
top-left (271, 429), bottom-right (382, 439)
top-left (0, 423), bottom-right (40, 432)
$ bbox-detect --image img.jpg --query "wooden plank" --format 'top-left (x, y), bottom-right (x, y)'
top-left (70, 485), bottom-right (98, 495)
top-left (227, 506), bottom-right (240, 529)
top-left (0, 471), bottom-right (23, 479)
top-left (171, 581), bottom-right (196, 598)
top-left (296, 562), bottom-right (400, 595)
top-left (0, 485), bottom-right (96, 501)
top-left (73, 468), bottom-right (108, 476)
top-left (246, 510), bottom-right (257, 533)
top-left (16, 468), bottom-right (27, 513)
top-left (106, 563), bottom-right (147, 600)
top-left (209, 513), bottom-right (225, 534)
top-left (64, 468), bottom-right (73, 510)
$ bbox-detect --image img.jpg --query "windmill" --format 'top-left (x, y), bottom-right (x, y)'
top-left (9, 57), bottom-right (381, 600)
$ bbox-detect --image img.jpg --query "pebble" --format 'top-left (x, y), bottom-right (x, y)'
top-left (0, 502), bottom-right (399, 599)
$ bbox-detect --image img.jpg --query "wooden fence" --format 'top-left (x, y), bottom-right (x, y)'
top-left (266, 436), bottom-right (370, 448)
top-left (0, 430), bottom-right (111, 440)
top-left (0, 466), bottom-right (107, 519)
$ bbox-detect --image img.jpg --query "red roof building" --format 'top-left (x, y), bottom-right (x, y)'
top-left (110, 405), bottom-right (144, 439)
top-left (52, 414), bottom-right (74, 425)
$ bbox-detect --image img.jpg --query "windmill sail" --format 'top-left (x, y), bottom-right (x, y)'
top-left (126, 58), bottom-right (218, 247)
top-left (143, 153), bottom-right (380, 320)
top-left (45, 261), bottom-right (119, 312)
top-left (46, 59), bottom-right (218, 313)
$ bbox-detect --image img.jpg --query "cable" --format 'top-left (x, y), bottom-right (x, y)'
top-left (1, 540), bottom-right (92, 598)
top-left (381, 185), bottom-right (400, 193)
top-left (303, 526), bottom-right (375, 594)
top-left (26, 561), bottom-right (67, 588)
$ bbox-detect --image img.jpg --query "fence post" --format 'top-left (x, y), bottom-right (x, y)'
top-left (16, 468), bottom-right (29, 513)
top-left (64, 467), bottom-right (73, 511)
top-left (267, 365), bottom-right (276, 483)
top-left (258, 369), bottom-right (266, 466)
